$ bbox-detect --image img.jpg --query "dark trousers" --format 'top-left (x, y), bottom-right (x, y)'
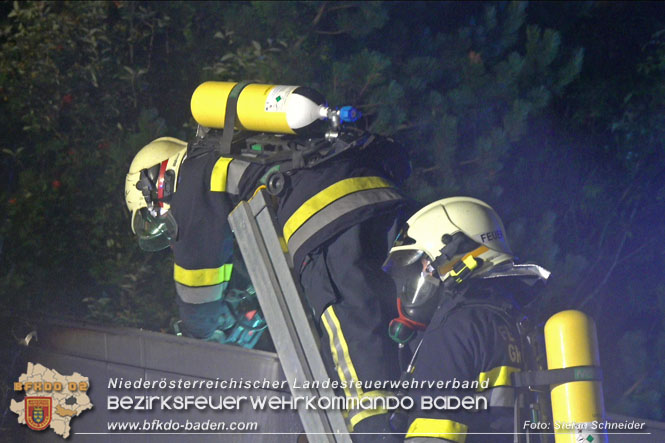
top-left (176, 296), bottom-right (223, 339)
top-left (299, 214), bottom-right (403, 442)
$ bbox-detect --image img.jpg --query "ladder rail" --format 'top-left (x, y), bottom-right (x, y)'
top-left (228, 190), bottom-right (352, 443)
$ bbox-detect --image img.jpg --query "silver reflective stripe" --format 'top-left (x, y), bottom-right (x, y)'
top-left (175, 282), bottom-right (226, 304)
top-left (477, 386), bottom-right (515, 408)
top-left (287, 187), bottom-right (403, 260)
top-left (321, 307), bottom-right (362, 399)
top-left (226, 159), bottom-right (250, 195)
top-left (478, 262), bottom-right (551, 285)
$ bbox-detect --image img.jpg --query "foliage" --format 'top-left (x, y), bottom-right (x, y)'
top-left (0, 0), bottom-right (664, 421)
top-left (0, 1), bottom-right (227, 328)
top-left (496, 2), bottom-right (665, 417)
top-left (563, 21), bottom-right (665, 419)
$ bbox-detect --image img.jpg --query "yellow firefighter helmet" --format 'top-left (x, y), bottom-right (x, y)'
top-left (124, 137), bottom-right (187, 251)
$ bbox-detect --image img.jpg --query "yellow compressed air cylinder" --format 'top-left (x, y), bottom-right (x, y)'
top-left (545, 310), bottom-right (607, 443)
top-left (190, 81), bottom-right (327, 135)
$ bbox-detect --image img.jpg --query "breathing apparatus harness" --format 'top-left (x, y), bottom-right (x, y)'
top-left (180, 82), bottom-right (408, 349)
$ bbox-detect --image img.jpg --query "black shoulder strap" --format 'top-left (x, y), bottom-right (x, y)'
top-left (512, 365), bottom-right (602, 388)
top-left (218, 81), bottom-right (253, 156)
top-left (448, 300), bottom-right (518, 329)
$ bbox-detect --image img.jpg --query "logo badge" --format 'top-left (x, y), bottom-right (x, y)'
top-left (25, 397), bottom-right (52, 431)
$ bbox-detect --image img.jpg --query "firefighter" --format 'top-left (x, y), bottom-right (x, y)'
top-left (126, 130), bottom-right (415, 439)
top-left (125, 137), bottom-right (237, 342)
top-left (382, 197), bottom-right (550, 442)
top-left (198, 130), bottom-right (416, 439)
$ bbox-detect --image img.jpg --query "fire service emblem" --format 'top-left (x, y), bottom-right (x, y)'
top-left (25, 397), bottom-right (52, 431)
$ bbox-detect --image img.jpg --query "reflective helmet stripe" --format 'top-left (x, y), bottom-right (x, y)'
top-left (436, 245), bottom-right (489, 277)
top-left (156, 159), bottom-right (169, 207)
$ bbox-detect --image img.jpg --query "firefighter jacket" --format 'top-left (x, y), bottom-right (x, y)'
top-left (404, 279), bottom-right (527, 443)
top-left (170, 149), bottom-right (235, 306)
top-left (207, 136), bottom-right (409, 270)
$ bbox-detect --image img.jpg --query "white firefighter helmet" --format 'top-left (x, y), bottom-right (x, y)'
top-left (383, 197), bottom-right (515, 327)
top-left (125, 137), bottom-right (187, 251)
top-left (386, 196), bottom-right (513, 279)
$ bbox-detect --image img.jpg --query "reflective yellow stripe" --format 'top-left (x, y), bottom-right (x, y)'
top-left (406, 418), bottom-right (468, 442)
top-left (282, 177), bottom-right (392, 243)
top-left (347, 390), bottom-right (391, 430)
top-left (321, 306), bottom-right (363, 400)
top-left (321, 309), bottom-right (351, 398)
top-left (210, 157), bottom-right (233, 192)
top-left (321, 308), bottom-right (393, 430)
top-left (437, 245), bottom-right (489, 276)
top-left (477, 366), bottom-right (520, 390)
top-left (174, 263), bottom-right (233, 287)
top-left (286, 187), bottom-right (403, 261)
top-left (278, 235), bottom-right (289, 253)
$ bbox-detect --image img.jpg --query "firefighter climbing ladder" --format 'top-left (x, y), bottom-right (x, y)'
top-left (228, 189), bottom-right (352, 443)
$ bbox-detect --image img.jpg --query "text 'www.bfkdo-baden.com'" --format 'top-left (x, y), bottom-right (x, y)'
top-left (106, 418), bottom-right (259, 432)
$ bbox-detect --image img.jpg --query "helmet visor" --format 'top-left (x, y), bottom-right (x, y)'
top-left (132, 208), bottom-right (177, 252)
top-left (386, 255), bottom-right (441, 312)
top-left (382, 249), bottom-right (424, 271)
